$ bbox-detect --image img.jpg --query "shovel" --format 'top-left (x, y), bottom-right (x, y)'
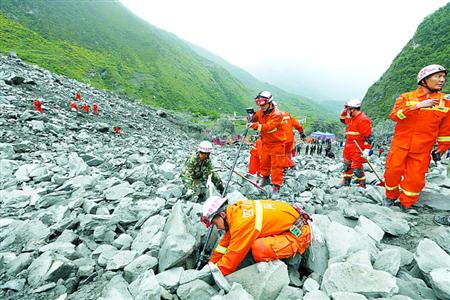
top-left (222, 164), bottom-right (269, 197)
top-left (353, 140), bottom-right (385, 187)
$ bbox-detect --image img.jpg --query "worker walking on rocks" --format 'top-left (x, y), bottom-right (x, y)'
top-left (92, 103), bottom-right (99, 114)
top-left (339, 99), bottom-right (373, 188)
top-left (33, 99), bottom-right (43, 113)
top-left (201, 196), bottom-right (311, 276)
top-left (248, 91), bottom-right (288, 193)
top-left (181, 141), bottom-right (224, 201)
top-left (81, 102), bottom-right (90, 113)
top-left (74, 91), bottom-right (81, 101)
top-left (282, 110), bottom-right (306, 169)
top-left (248, 137), bottom-right (262, 177)
top-left (113, 126), bottom-right (122, 137)
top-left (384, 65), bottom-right (450, 211)
top-left (70, 101), bottom-right (78, 112)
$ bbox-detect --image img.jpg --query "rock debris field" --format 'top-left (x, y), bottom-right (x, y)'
top-left (0, 54), bottom-right (450, 300)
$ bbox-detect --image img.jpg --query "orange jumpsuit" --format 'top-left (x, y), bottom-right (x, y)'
top-left (248, 138), bottom-right (262, 176)
top-left (282, 112), bottom-right (304, 168)
top-left (384, 87), bottom-right (450, 207)
top-left (82, 103), bottom-right (89, 113)
top-left (209, 200), bottom-right (311, 276)
top-left (33, 99), bottom-right (42, 113)
top-left (252, 108), bottom-right (288, 185)
top-left (340, 110), bottom-right (372, 184)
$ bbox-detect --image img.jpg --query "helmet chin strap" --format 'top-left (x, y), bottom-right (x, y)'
top-left (422, 80), bottom-right (441, 93)
top-left (263, 103), bottom-right (274, 115)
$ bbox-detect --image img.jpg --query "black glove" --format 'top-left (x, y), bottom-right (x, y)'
top-left (432, 149), bottom-right (442, 162)
top-left (300, 132), bottom-right (306, 140)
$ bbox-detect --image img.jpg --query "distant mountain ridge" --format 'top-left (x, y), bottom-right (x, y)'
top-left (363, 3), bottom-right (450, 122)
top-left (0, 0), bottom-right (327, 120)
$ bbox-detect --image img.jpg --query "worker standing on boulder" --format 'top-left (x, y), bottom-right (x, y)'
top-left (181, 141), bottom-right (224, 201)
top-left (92, 103), bottom-right (99, 115)
top-left (384, 65), bottom-right (449, 211)
top-left (248, 91), bottom-right (287, 193)
top-left (33, 99), bottom-right (43, 113)
top-left (338, 99), bottom-right (373, 188)
top-left (248, 136), bottom-right (262, 177)
top-left (200, 196), bottom-right (311, 276)
top-left (282, 110), bottom-right (306, 169)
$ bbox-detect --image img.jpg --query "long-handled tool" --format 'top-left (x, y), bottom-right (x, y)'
top-left (353, 140), bottom-right (385, 186)
top-left (195, 109), bottom-right (255, 270)
top-left (221, 164), bottom-right (269, 197)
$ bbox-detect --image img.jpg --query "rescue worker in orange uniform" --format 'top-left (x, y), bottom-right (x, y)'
top-left (248, 137), bottom-right (262, 176)
top-left (92, 103), bottom-right (99, 114)
top-left (113, 126), bottom-right (122, 137)
top-left (81, 102), bottom-right (90, 113)
top-left (74, 91), bottom-right (81, 101)
top-left (33, 99), bottom-right (43, 113)
top-left (339, 99), bottom-right (373, 188)
top-left (282, 110), bottom-right (306, 169)
top-left (70, 101), bottom-right (78, 112)
top-left (384, 65), bottom-right (450, 211)
top-left (201, 196), bottom-right (311, 276)
top-left (248, 91), bottom-right (288, 193)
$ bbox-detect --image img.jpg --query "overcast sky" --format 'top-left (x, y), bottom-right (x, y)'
top-left (119, 0), bottom-right (448, 101)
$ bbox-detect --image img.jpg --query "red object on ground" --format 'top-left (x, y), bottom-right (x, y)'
top-left (70, 102), bottom-right (78, 111)
top-left (92, 103), bottom-right (99, 114)
top-left (114, 126), bottom-right (122, 137)
top-left (33, 99), bottom-right (43, 113)
top-left (74, 91), bottom-right (81, 100)
top-left (82, 104), bottom-right (89, 113)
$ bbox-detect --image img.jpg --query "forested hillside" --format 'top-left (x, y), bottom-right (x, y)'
top-left (0, 0), bottom-right (327, 121)
top-left (363, 3), bottom-right (450, 122)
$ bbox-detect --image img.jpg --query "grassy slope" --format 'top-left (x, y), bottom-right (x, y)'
top-left (0, 0), bottom-right (252, 116)
top-left (363, 3), bottom-right (450, 122)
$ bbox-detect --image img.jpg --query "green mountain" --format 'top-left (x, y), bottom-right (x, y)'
top-left (0, 0), bottom-right (254, 116)
top-left (0, 0), bottom-right (329, 123)
top-left (188, 43), bottom-right (330, 119)
top-left (363, 3), bottom-right (450, 122)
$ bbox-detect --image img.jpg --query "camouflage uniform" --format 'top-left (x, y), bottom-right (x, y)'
top-left (181, 153), bottom-right (224, 194)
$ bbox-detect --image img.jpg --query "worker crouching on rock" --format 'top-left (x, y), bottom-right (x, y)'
top-left (201, 196), bottom-right (311, 276)
top-left (181, 141), bottom-right (224, 202)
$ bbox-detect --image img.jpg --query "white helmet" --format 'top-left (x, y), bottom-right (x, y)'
top-left (201, 196), bottom-right (228, 227)
top-left (417, 64), bottom-right (447, 84)
top-left (255, 91), bottom-right (273, 106)
top-left (346, 99), bottom-right (362, 108)
top-left (198, 141), bottom-right (213, 153)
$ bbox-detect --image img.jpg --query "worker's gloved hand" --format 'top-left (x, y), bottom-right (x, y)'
top-left (300, 132), bottom-right (307, 140)
top-left (246, 114), bottom-right (254, 122)
top-left (362, 149), bottom-right (370, 159)
top-left (186, 188), bottom-right (195, 197)
top-left (416, 99), bottom-right (439, 109)
top-left (247, 123), bottom-right (259, 130)
top-left (432, 149), bottom-right (442, 162)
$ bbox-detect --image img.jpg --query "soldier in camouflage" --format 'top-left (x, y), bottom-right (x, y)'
top-left (181, 141), bottom-right (224, 201)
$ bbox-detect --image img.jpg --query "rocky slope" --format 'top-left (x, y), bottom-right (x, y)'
top-left (1, 54), bottom-right (450, 300)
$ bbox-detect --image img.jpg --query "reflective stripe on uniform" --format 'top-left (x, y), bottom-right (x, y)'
top-left (421, 107), bottom-right (450, 112)
top-left (215, 245), bottom-right (227, 254)
top-left (385, 184), bottom-right (399, 191)
top-left (251, 146), bottom-right (257, 150)
top-left (340, 115), bottom-right (347, 119)
top-left (437, 136), bottom-right (450, 142)
top-left (346, 131), bottom-right (361, 135)
top-left (405, 101), bottom-right (419, 106)
top-left (343, 174), bottom-right (353, 177)
top-left (397, 110), bottom-right (406, 120)
top-left (355, 176), bottom-right (366, 180)
top-left (402, 189), bottom-right (420, 197)
top-left (283, 116), bottom-right (290, 120)
top-left (254, 200), bottom-right (263, 231)
top-left (267, 128), bottom-right (277, 133)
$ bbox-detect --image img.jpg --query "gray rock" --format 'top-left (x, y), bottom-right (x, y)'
top-left (32, 282), bottom-right (56, 293)
top-left (0, 279), bottom-right (26, 291)
top-left (158, 233), bottom-right (195, 272)
top-left (211, 283), bottom-right (254, 300)
top-left (354, 216), bottom-right (384, 242)
top-left (303, 277), bottom-right (320, 292)
top-left (426, 226), bottom-right (450, 254)
top-left (373, 248), bottom-right (401, 276)
top-left (106, 250), bottom-right (137, 270)
top-left (355, 203), bottom-right (410, 236)
top-left (429, 268), bottom-right (450, 300)
top-left (177, 279), bottom-right (217, 300)
top-left (67, 152), bottom-right (88, 176)
top-left (0, 143), bottom-right (15, 159)
top-left (99, 275), bottom-right (133, 300)
top-left (104, 182), bottom-right (134, 200)
top-left (303, 290), bottom-right (330, 300)
top-left (131, 215), bottom-right (166, 254)
top-left (414, 238), bottom-right (450, 275)
top-left (159, 161), bottom-right (177, 180)
top-left (275, 286), bottom-right (303, 300)
top-left (379, 244), bottom-right (414, 267)
top-left (396, 272), bottom-right (437, 300)
top-left (321, 262), bottom-right (398, 297)
top-left (330, 292), bottom-right (368, 300)
top-left (226, 260), bottom-right (289, 300)
top-left (6, 252), bottom-right (33, 275)
top-left (156, 267), bottom-right (184, 292)
top-left (39, 242), bottom-right (76, 259)
top-left (125, 164), bottom-right (153, 183)
top-left (112, 233), bottom-right (133, 249)
top-left (129, 270), bottom-right (161, 300)
top-left (124, 254), bottom-right (158, 282)
top-left (304, 214), bottom-right (330, 276)
top-left (156, 183), bottom-right (183, 199)
top-left (30, 120), bottom-right (45, 131)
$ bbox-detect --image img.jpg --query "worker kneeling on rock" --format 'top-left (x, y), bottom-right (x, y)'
top-left (201, 196), bottom-right (311, 276)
